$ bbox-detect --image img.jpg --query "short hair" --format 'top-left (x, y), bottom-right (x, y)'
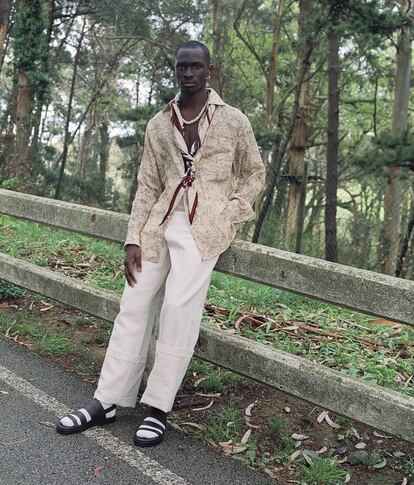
top-left (174, 40), bottom-right (211, 64)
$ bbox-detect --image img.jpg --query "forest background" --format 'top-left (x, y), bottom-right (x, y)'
top-left (1, 0), bottom-right (414, 279)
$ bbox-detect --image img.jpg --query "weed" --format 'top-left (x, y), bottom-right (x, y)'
top-left (300, 457), bottom-right (348, 484)
top-left (37, 331), bottom-right (76, 355)
top-left (0, 280), bottom-right (26, 299)
top-left (187, 358), bottom-right (214, 376)
top-left (198, 373), bottom-right (223, 392)
top-left (360, 451), bottom-right (383, 469)
top-left (405, 455), bottom-right (414, 475)
top-left (203, 403), bottom-right (244, 442)
top-left (275, 435), bottom-right (296, 465)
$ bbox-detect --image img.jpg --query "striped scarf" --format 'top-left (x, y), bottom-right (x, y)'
top-left (159, 91), bottom-right (216, 225)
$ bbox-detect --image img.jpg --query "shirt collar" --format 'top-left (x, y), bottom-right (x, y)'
top-left (162, 88), bottom-right (225, 113)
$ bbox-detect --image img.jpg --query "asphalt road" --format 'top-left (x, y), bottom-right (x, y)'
top-left (0, 339), bottom-right (274, 485)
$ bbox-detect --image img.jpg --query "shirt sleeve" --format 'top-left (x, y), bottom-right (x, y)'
top-left (226, 114), bottom-right (266, 224)
top-left (124, 121), bottom-right (163, 249)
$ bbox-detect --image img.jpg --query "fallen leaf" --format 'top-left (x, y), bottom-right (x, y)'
top-left (40, 305), bottom-right (54, 312)
top-left (192, 399), bottom-right (214, 411)
top-left (38, 421), bottom-right (55, 428)
top-left (218, 439), bottom-right (233, 446)
top-left (231, 445), bottom-right (247, 454)
top-left (317, 410), bottom-right (329, 423)
top-left (180, 422), bottom-right (206, 431)
top-left (193, 377), bottom-right (207, 387)
top-left (401, 478), bottom-right (408, 485)
top-left (325, 414), bottom-right (341, 429)
top-left (372, 458), bottom-right (387, 469)
top-left (292, 433), bottom-right (309, 440)
top-left (240, 429), bottom-right (251, 445)
top-left (263, 468), bottom-right (278, 479)
top-left (284, 406), bottom-right (291, 413)
top-left (195, 392), bottom-right (221, 398)
top-left (317, 446), bottom-right (328, 454)
top-left (355, 442), bottom-right (367, 449)
top-left (94, 466), bottom-right (104, 477)
top-left (373, 431), bottom-right (391, 439)
top-left (244, 417), bottom-right (261, 429)
top-left (344, 473), bottom-right (351, 483)
top-left (289, 450), bottom-right (302, 461)
top-left (0, 390), bottom-right (9, 395)
top-left (245, 402), bottom-right (255, 416)
top-left (302, 450), bottom-right (314, 466)
top-left (393, 451), bottom-right (405, 458)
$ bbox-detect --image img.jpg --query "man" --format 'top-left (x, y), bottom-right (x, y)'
top-left (56, 40), bottom-right (265, 447)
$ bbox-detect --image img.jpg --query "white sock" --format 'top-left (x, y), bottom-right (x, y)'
top-left (60, 400), bottom-right (115, 427)
top-left (136, 416), bottom-right (166, 439)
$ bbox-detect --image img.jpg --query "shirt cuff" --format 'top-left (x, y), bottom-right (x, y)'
top-left (124, 238), bottom-right (141, 250)
top-left (226, 197), bottom-right (255, 224)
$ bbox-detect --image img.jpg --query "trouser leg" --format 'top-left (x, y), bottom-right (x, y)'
top-left (94, 240), bottom-right (171, 407)
top-left (139, 212), bottom-right (220, 413)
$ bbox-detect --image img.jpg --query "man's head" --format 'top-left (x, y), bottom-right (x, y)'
top-left (174, 40), bottom-right (213, 94)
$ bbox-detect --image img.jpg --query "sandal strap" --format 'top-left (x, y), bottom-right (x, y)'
top-left (143, 417), bottom-right (166, 430)
top-left (105, 404), bottom-right (116, 413)
top-left (70, 410), bottom-right (88, 425)
top-left (138, 425), bottom-right (163, 436)
top-left (67, 414), bottom-right (79, 427)
top-left (81, 398), bottom-right (108, 421)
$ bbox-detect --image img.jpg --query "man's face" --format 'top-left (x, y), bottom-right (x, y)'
top-left (174, 47), bottom-right (212, 94)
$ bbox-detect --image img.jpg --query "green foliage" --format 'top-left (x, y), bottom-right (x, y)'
top-left (12, 0), bottom-right (50, 96)
top-left (300, 457), bottom-right (348, 484)
top-left (0, 280), bottom-right (27, 299)
top-left (0, 177), bottom-right (20, 190)
top-left (354, 130), bottom-right (414, 175)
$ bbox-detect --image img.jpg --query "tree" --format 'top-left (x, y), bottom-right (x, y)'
top-left (379, 0), bottom-right (413, 275)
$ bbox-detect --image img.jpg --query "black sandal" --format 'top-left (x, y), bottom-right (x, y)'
top-left (134, 416), bottom-right (166, 447)
top-left (56, 398), bottom-right (116, 435)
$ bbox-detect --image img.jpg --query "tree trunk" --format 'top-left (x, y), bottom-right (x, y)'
top-left (396, 190), bottom-right (414, 277)
top-left (98, 120), bottom-right (109, 202)
top-left (379, 0), bottom-right (413, 275)
top-left (325, 33), bottom-right (340, 262)
top-left (30, 0), bottom-right (55, 174)
top-left (76, 107), bottom-right (96, 179)
top-left (210, 0), bottom-right (222, 95)
top-left (284, 0), bottom-right (311, 251)
top-left (55, 18), bottom-right (86, 199)
top-left (14, 67), bottom-right (33, 180)
top-left (0, 0), bottom-right (11, 73)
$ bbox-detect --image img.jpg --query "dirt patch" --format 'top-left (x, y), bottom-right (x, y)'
top-left (0, 295), bottom-right (413, 484)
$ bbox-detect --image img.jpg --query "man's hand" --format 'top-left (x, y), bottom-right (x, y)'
top-left (124, 244), bottom-right (142, 287)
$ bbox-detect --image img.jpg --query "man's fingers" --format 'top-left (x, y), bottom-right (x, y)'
top-left (136, 255), bottom-right (142, 273)
top-left (124, 260), bottom-right (137, 286)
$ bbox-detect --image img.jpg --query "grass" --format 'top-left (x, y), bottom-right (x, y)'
top-left (37, 331), bottom-right (76, 355)
top-left (0, 214), bottom-right (413, 400)
top-left (405, 455), bottom-right (414, 475)
top-left (203, 398), bottom-right (245, 442)
top-left (0, 306), bottom-right (76, 356)
top-left (360, 451), bottom-right (383, 469)
top-left (299, 458), bottom-right (348, 484)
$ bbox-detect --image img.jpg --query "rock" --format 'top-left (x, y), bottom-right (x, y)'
top-left (347, 450), bottom-right (369, 465)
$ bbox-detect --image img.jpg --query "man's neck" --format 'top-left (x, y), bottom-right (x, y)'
top-left (178, 88), bottom-right (209, 110)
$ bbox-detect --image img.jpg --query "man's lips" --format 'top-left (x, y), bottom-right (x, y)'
top-left (182, 82), bottom-right (196, 86)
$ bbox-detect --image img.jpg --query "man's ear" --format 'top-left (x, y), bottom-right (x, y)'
top-left (208, 64), bottom-right (215, 77)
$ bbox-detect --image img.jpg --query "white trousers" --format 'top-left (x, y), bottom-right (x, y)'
top-left (93, 210), bottom-right (220, 412)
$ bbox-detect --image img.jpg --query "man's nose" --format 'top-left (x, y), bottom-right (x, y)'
top-left (184, 67), bottom-right (194, 78)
